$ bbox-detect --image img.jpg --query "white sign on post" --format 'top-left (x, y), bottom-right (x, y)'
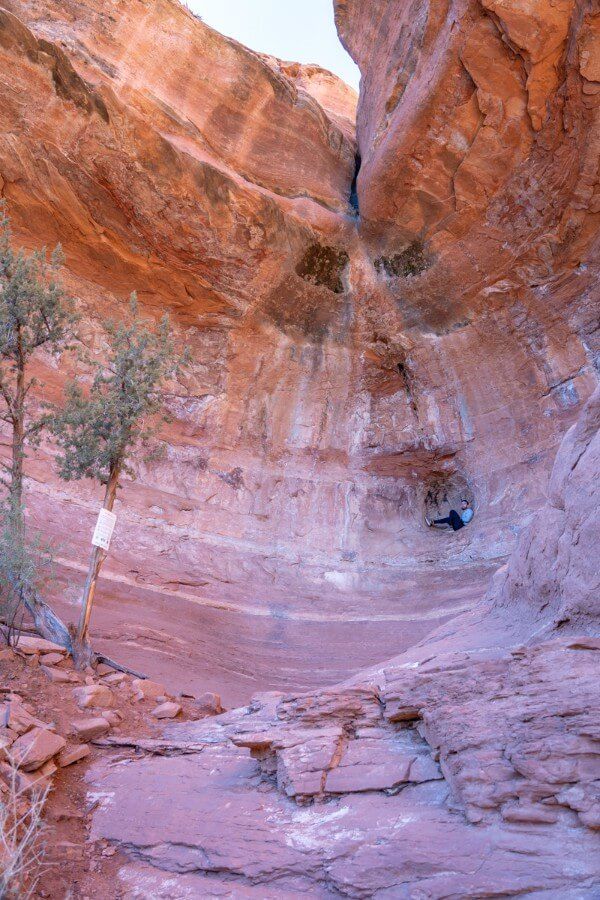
top-left (92, 508), bottom-right (117, 551)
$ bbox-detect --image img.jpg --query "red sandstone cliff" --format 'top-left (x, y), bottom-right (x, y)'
top-left (0, 0), bottom-right (598, 894)
top-left (0, 0), bottom-right (598, 705)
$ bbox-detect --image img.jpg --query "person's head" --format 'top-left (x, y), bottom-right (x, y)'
top-left (461, 499), bottom-right (470, 510)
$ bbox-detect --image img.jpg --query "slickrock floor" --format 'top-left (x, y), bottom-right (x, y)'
top-left (47, 557), bottom-right (495, 707)
top-left (83, 625), bottom-right (600, 897)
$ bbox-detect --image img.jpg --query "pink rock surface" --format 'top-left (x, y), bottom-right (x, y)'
top-left (86, 390), bottom-right (600, 895)
top-left (0, 0), bottom-right (596, 892)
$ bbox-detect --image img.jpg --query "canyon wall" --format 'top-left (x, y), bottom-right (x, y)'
top-left (0, 0), bottom-right (598, 702)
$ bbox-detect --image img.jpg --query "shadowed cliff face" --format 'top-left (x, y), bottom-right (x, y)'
top-left (0, 0), bottom-right (598, 702)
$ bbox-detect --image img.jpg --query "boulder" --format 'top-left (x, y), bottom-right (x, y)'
top-left (190, 692), bottom-right (223, 718)
top-left (73, 684), bottom-right (114, 709)
top-left (41, 665), bottom-right (75, 684)
top-left (40, 652), bottom-right (65, 666)
top-left (71, 718), bottom-right (110, 741)
top-left (132, 679), bottom-right (167, 700)
top-left (102, 673), bottom-right (126, 686)
top-left (0, 728), bottom-right (17, 758)
top-left (151, 702), bottom-right (182, 720)
top-left (0, 762), bottom-right (51, 797)
top-left (38, 758), bottom-right (58, 779)
top-left (0, 699), bottom-right (46, 735)
top-left (102, 710), bottom-right (122, 726)
top-left (15, 636), bottom-right (66, 655)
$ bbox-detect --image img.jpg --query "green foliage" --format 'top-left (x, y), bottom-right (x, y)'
top-left (0, 203), bottom-right (74, 639)
top-left (0, 201), bottom-right (78, 503)
top-left (0, 499), bottom-right (54, 646)
top-left (52, 295), bottom-right (187, 486)
top-left (0, 204), bottom-right (76, 358)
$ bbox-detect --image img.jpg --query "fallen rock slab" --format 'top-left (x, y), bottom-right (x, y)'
top-left (38, 758), bottom-right (58, 779)
top-left (191, 692), bottom-right (223, 718)
top-left (40, 652), bottom-right (65, 666)
top-left (102, 710), bottom-right (122, 726)
top-left (58, 744), bottom-right (91, 767)
top-left (0, 762), bottom-right (51, 797)
top-left (0, 728), bottom-right (17, 758)
top-left (102, 673), bottom-right (126, 686)
top-left (71, 718), bottom-right (110, 741)
top-left (41, 665), bottom-right (75, 684)
top-left (16, 636), bottom-right (66, 655)
top-left (1, 699), bottom-right (47, 735)
top-left (10, 727), bottom-right (66, 772)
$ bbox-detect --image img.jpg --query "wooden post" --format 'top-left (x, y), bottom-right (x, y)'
top-left (76, 464), bottom-right (120, 654)
top-left (77, 544), bottom-right (106, 648)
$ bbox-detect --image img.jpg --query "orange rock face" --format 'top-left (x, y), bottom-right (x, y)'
top-left (0, 0), bottom-right (598, 707)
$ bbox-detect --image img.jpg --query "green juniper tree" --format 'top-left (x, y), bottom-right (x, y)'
top-left (51, 295), bottom-right (186, 660)
top-left (0, 202), bottom-right (77, 645)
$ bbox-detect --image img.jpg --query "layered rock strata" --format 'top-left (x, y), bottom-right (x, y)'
top-left (0, 0), bottom-right (597, 701)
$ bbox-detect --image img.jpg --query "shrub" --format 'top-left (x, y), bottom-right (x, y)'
top-left (0, 753), bottom-right (48, 899)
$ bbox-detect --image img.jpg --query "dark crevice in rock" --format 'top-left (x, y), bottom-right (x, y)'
top-left (397, 358), bottom-right (419, 417)
top-left (349, 151), bottom-right (361, 214)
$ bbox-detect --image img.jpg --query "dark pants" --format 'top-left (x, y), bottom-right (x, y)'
top-left (434, 510), bottom-right (464, 531)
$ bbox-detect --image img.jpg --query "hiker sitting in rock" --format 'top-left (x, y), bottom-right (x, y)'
top-left (426, 499), bottom-right (473, 532)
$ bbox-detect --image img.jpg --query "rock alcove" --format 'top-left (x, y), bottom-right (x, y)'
top-left (423, 473), bottom-right (474, 526)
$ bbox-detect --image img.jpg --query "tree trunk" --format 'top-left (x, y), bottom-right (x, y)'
top-left (11, 332), bottom-right (25, 517)
top-left (22, 584), bottom-right (72, 650)
top-left (73, 464), bottom-right (120, 667)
